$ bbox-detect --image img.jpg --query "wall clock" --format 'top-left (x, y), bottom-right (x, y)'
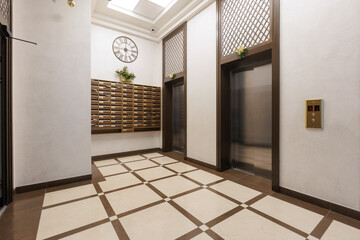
top-left (112, 36), bottom-right (138, 63)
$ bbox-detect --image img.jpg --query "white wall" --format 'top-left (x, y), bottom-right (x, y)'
top-left (280, 0), bottom-right (360, 211)
top-left (187, 2), bottom-right (217, 166)
top-left (13, 0), bottom-right (92, 187)
top-left (91, 24), bottom-right (162, 156)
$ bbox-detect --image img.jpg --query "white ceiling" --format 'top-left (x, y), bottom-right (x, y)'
top-left (91, 0), bottom-right (215, 42)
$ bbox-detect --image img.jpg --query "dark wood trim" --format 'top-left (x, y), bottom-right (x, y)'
top-left (14, 174), bottom-right (92, 194)
top-left (279, 187), bottom-right (360, 221)
top-left (0, 22), bottom-right (13, 206)
top-left (164, 72), bottom-right (185, 83)
top-left (216, 0), bottom-right (280, 191)
top-left (91, 148), bottom-right (161, 161)
top-left (162, 22), bottom-right (187, 156)
top-left (183, 23), bottom-right (187, 157)
top-left (220, 42), bottom-right (272, 65)
top-left (271, 0), bottom-right (280, 192)
top-left (163, 22), bottom-right (186, 42)
top-left (215, 0), bottom-right (221, 171)
top-left (184, 157), bottom-right (217, 171)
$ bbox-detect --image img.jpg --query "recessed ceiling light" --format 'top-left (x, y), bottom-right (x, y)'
top-left (108, 0), bottom-right (140, 11)
top-left (148, 0), bottom-right (175, 8)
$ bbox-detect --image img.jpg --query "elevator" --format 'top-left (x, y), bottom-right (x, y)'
top-left (230, 63), bottom-right (272, 179)
top-left (172, 82), bottom-right (185, 153)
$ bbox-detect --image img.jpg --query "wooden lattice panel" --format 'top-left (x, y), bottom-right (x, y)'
top-left (164, 30), bottom-right (184, 77)
top-left (221, 0), bottom-right (271, 57)
top-left (0, 0), bottom-right (10, 25)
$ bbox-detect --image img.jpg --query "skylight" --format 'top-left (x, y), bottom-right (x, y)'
top-left (108, 0), bottom-right (140, 11)
top-left (148, 0), bottom-right (174, 8)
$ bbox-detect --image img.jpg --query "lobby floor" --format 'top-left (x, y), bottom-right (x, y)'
top-left (0, 152), bottom-right (359, 240)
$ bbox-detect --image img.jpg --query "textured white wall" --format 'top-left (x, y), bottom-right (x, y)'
top-left (187, 2), bottom-right (217, 166)
top-left (280, 0), bottom-right (360, 211)
top-left (13, 0), bottom-right (92, 187)
top-left (91, 24), bottom-right (162, 156)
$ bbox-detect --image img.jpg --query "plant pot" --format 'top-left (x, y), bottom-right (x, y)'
top-left (119, 75), bottom-right (134, 83)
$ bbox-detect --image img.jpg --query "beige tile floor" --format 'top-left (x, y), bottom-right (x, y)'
top-left (17, 152), bottom-right (360, 240)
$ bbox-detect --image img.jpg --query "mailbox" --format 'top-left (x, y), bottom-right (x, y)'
top-left (306, 99), bottom-right (323, 129)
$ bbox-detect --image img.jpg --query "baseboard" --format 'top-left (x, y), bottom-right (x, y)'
top-left (92, 148), bottom-right (161, 161)
top-left (14, 174), bottom-right (92, 194)
top-left (184, 156), bottom-right (217, 170)
top-left (279, 187), bottom-right (360, 221)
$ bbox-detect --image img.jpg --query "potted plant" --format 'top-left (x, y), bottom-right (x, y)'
top-left (169, 72), bottom-right (176, 80)
top-left (115, 66), bottom-right (136, 83)
top-left (235, 45), bottom-right (248, 59)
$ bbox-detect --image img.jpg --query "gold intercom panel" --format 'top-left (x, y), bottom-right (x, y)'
top-left (306, 99), bottom-right (323, 128)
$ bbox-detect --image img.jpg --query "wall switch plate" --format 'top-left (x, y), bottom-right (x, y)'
top-left (306, 99), bottom-right (323, 128)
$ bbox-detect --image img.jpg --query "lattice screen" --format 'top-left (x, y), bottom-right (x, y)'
top-left (164, 30), bottom-right (185, 77)
top-left (0, 0), bottom-right (10, 26)
top-left (221, 0), bottom-right (271, 58)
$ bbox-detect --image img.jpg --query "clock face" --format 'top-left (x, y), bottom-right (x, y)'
top-left (112, 36), bottom-right (138, 63)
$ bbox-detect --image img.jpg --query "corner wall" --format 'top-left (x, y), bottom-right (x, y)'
top-left (13, 0), bottom-right (92, 187)
top-left (91, 24), bottom-right (162, 156)
top-left (186, 2), bottom-right (217, 166)
top-left (280, 0), bottom-right (360, 211)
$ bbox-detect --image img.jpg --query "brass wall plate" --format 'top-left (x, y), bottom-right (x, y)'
top-left (305, 99), bottom-right (324, 128)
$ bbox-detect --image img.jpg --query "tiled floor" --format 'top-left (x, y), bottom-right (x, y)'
top-left (0, 152), bottom-right (360, 240)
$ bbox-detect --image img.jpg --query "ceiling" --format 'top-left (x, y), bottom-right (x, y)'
top-left (91, 0), bottom-right (215, 42)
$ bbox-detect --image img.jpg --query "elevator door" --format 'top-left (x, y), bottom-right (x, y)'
top-left (172, 83), bottom-right (185, 152)
top-left (230, 64), bottom-right (272, 179)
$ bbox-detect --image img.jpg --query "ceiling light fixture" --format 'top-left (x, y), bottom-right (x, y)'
top-left (108, 0), bottom-right (140, 11)
top-left (148, 0), bottom-right (176, 8)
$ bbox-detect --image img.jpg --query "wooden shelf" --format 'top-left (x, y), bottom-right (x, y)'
top-left (91, 79), bottom-right (161, 134)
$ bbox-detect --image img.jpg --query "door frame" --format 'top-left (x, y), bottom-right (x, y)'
top-left (0, 24), bottom-right (13, 207)
top-left (216, 0), bottom-right (280, 191)
top-left (162, 23), bottom-right (187, 156)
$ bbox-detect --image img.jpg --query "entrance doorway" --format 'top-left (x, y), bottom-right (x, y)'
top-left (230, 64), bottom-right (272, 179)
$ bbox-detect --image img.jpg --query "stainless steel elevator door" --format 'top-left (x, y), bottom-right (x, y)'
top-left (172, 83), bottom-right (185, 152)
top-left (230, 64), bottom-right (272, 179)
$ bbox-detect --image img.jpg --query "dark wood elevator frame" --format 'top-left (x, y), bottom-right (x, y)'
top-left (162, 23), bottom-right (188, 157)
top-left (216, 0), bottom-right (280, 191)
top-left (0, 0), bottom-right (13, 207)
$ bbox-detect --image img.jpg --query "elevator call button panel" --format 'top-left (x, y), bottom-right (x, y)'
top-left (306, 99), bottom-right (323, 128)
